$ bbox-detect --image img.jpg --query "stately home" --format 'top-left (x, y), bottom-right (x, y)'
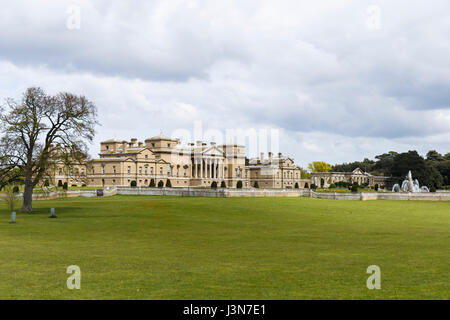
top-left (310, 168), bottom-right (388, 188)
top-left (49, 134), bottom-right (306, 189)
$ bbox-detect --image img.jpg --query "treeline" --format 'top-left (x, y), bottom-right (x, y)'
top-left (332, 150), bottom-right (450, 189)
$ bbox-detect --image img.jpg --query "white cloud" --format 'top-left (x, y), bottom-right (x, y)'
top-left (0, 0), bottom-right (449, 165)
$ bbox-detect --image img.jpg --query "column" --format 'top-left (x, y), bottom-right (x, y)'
top-left (194, 159), bottom-right (198, 178)
top-left (222, 160), bottom-right (225, 179)
top-left (200, 159), bottom-right (203, 179)
top-left (216, 162), bottom-right (218, 179)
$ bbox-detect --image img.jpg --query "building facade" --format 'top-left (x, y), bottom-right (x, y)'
top-left (48, 134), bottom-right (307, 189)
top-left (247, 152), bottom-right (309, 188)
top-left (310, 168), bottom-right (388, 188)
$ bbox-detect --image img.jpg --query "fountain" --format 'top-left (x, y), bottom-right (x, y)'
top-left (392, 171), bottom-right (429, 193)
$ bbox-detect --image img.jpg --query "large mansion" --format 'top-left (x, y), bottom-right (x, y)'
top-left (49, 134), bottom-right (308, 189)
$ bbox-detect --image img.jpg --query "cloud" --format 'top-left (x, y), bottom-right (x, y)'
top-left (0, 1), bottom-right (449, 165)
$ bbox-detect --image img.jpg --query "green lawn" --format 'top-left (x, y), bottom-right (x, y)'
top-left (0, 195), bottom-right (449, 300)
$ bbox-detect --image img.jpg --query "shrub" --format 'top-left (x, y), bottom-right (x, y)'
top-left (305, 183), bottom-right (309, 189)
top-left (254, 181), bottom-right (259, 188)
top-left (149, 179), bottom-right (156, 188)
top-left (44, 180), bottom-right (50, 187)
top-left (71, 184), bottom-right (77, 187)
top-left (374, 184), bottom-right (379, 191)
top-left (430, 186), bottom-right (436, 193)
top-left (130, 180), bottom-right (137, 187)
top-left (236, 180), bottom-right (243, 189)
top-left (158, 180), bottom-right (164, 188)
top-left (82, 184), bottom-right (87, 187)
top-left (220, 181), bottom-right (226, 188)
top-left (351, 183), bottom-right (358, 193)
top-left (12, 186), bottom-right (20, 193)
top-left (211, 181), bottom-right (217, 189)
top-left (294, 182), bottom-right (299, 189)
top-left (58, 180), bottom-right (63, 187)
top-left (310, 183), bottom-right (317, 190)
top-left (3, 185), bottom-right (19, 212)
top-left (329, 183), bottom-right (336, 189)
top-left (165, 179), bottom-right (172, 188)
top-left (63, 182), bottom-right (68, 190)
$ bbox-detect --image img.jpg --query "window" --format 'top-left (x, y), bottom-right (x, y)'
top-left (151, 167), bottom-right (154, 175)
top-left (152, 143), bottom-right (155, 148)
top-left (58, 168), bottom-right (62, 175)
top-left (127, 166), bottom-right (131, 174)
top-left (106, 146), bottom-right (109, 150)
top-left (167, 143), bottom-right (171, 148)
top-left (160, 167), bottom-right (163, 175)
top-left (145, 154), bottom-right (148, 159)
top-left (184, 168), bottom-right (187, 177)
top-left (113, 166), bottom-right (116, 174)
top-left (139, 167), bottom-right (142, 175)
top-left (145, 168), bottom-right (148, 175)
top-left (92, 168), bottom-right (95, 175)
top-left (255, 172), bottom-right (258, 178)
top-left (167, 165), bottom-right (171, 176)
top-left (101, 166), bottom-right (105, 175)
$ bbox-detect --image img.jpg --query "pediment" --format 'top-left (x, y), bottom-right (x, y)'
top-left (202, 146), bottom-right (225, 156)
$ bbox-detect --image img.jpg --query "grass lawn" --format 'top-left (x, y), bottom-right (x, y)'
top-left (0, 195), bottom-right (449, 300)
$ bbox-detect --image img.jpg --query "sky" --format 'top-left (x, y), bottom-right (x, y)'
top-left (1, 0), bottom-right (449, 167)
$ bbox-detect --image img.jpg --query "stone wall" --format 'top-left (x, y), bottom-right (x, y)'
top-left (2, 188), bottom-right (449, 201)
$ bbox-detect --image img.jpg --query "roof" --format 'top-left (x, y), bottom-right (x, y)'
top-left (101, 138), bottom-right (124, 143)
top-left (145, 133), bottom-right (176, 141)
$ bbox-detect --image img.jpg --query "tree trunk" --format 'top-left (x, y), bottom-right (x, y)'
top-left (21, 182), bottom-right (34, 212)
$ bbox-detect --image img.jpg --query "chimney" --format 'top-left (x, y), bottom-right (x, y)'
top-left (211, 142), bottom-right (216, 147)
top-left (131, 138), bottom-right (137, 146)
top-left (122, 141), bottom-right (127, 153)
top-left (260, 152), bottom-right (264, 161)
top-left (196, 141), bottom-right (202, 146)
top-left (138, 142), bottom-right (143, 148)
top-left (113, 143), bottom-right (118, 152)
top-left (268, 152), bottom-right (273, 161)
top-left (278, 152), bottom-right (282, 158)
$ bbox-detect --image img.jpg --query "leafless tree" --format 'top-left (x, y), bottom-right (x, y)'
top-left (0, 87), bottom-right (98, 212)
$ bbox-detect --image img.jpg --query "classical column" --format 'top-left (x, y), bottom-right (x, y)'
top-left (200, 159), bottom-right (203, 179)
top-left (222, 160), bottom-right (225, 179)
top-left (208, 159), bottom-right (211, 179)
top-left (194, 159), bottom-right (197, 178)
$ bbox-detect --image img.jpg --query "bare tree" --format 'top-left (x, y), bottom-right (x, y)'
top-left (0, 87), bottom-right (98, 212)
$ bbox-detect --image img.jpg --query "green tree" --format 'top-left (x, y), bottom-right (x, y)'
top-left (391, 151), bottom-right (443, 188)
top-left (220, 181), bottom-right (226, 188)
top-left (149, 179), bottom-right (155, 187)
top-left (0, 87), bottom-right (98, 212)
top-left (236, 181), bottom-right (243, 189)
top-left (253, 181), bottom-right (259, 188)
top-left (211, 181), bottom-right (217, 189)
top-left (165, 179), bottom-right (172, 188)
top-left (308, 161), bottom-right (332, 173)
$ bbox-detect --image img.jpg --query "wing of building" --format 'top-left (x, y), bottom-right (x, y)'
top-left (310, 168), bottom-right (389, 188)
